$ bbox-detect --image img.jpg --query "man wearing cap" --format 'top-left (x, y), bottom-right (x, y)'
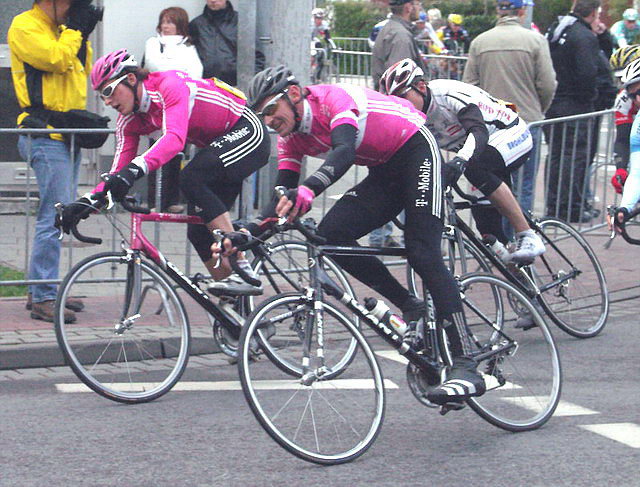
top-left (372, 0), bottom-right (425, 90)
top-left (612, 8), bottom-right (640, 48)
top-left (463, 0), bottom-right (556, 219)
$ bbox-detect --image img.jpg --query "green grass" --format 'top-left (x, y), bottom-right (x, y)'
top-left (0, 265), bottom-right (28, 297)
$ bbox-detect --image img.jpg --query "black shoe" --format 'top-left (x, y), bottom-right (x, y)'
top-left (426, 356), bottom-right (486, 405)
top-left (401, 295), bottom-right (426, 323)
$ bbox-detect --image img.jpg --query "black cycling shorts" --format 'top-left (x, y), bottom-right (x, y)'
top-left (464, 145), bottom-right (530, 196)
top-left (179, 108), bottom-right (270, 261)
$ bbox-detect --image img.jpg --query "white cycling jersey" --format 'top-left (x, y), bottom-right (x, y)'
top-left (621, 113), bottom-right (640, 211)
top-left (424, 79), bottom-right (532, 165)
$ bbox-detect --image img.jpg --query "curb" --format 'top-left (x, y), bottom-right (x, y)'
top-left (0, 336), bottom-right (222, 371)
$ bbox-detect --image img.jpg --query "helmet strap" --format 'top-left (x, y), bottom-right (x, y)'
top-left (284, 92), bottom-right (302, 132)
top-left (124, 78), bottom-right (141, 112)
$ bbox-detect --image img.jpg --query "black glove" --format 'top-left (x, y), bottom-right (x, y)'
top-left (103, 162), bottom-right (144, 202)
top-left (55, 194), bottom-right (100, 234)
top-left (443, 156), bottom-right (468, 188)
top-left (66, 0), bottom-right (104, 37)
top-left (614, 207), bottom-right (630, 228)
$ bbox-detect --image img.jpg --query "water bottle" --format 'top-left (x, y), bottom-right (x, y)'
top-left (482, 234), bottom-right (512, 264)
top-left (364, 297), bottom-right (407, 336)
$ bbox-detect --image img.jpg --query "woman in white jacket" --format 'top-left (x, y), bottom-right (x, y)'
top-left (144, 7), bottom-right (203, 78)
top-left (143, 7), bottom-right (203, 212)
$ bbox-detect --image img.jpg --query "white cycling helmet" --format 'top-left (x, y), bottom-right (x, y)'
top-left (312, 7), bottom-right (324, 18)
top-left (621, 58), bottom-right (640, 89)
top-left (379, 58), bottom-right (424, 96)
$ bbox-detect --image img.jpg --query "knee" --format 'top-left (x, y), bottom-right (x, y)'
top-left (317, 218), bottom-right (350, 244)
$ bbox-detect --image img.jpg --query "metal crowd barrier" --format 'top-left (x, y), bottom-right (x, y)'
top-left (0, 107), bottom-right (622, 291)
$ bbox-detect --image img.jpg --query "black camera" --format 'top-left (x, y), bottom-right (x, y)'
top-left (72, 0), bottom-right (104, 22)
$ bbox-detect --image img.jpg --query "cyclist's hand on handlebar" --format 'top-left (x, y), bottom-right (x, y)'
top-left (103, 162), bottom-right (144, 202)
top-left (607, 206), bottom-right (629, 234)
top-left (443, 156), bottom-right (468, 188)
top-left (275, 185), bottom-right (315, 223)
top-left (55, 193), bottom-right (102, 234)
top-left (611, 168), bottom-right (628, 194)
top-left (211, 229), bottom-right (251, 259)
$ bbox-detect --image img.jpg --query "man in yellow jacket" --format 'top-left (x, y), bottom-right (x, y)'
top-left (8, 0), bottom-right (102, 323)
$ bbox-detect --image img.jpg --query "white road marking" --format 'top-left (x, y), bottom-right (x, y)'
top-left (56, 378), bottom-right (398, 393)
top-left (579, 423), bottom-right (640, 448)
top-left (376, 350), bottom-right (408, 364)
top-left (500, 397), bottom-right (599, 416)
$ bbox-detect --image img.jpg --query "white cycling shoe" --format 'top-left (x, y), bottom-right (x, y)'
top-left (510, 230), bottom-right (545, 263)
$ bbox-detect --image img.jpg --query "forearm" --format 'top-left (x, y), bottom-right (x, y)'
top-left (620, 152), bottom-right (640, 210)
top-left (302, 124), bottom-right (357, 196)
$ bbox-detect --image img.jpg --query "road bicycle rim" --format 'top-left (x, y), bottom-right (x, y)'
top-left (55, 252), bottom-right (190, 403)
top-left (238, 292), bottom-right (385, 465)
top-left (249, 241), bottom-right (359, 375)
top-left (533, 218), bottom-right (609, 338)
top-left (457, 273), bottom-right (561, 431)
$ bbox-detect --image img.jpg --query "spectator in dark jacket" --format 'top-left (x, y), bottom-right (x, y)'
top-left (189, 0), bottom-right (265, 85)
top-left (544, 0), bottom-right (601, 223)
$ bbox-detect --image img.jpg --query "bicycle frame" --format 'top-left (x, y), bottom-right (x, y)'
top-left (123, 211), bottom-right (243, 335)
top-left (300, 241), bottom-right (514, 383)
top-left (448, 199), bottom-right (580, 300)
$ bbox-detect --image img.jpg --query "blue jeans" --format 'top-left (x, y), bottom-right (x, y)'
top-left (18, 136), bottom-right (81, 303)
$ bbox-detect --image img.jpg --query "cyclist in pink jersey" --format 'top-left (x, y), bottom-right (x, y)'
top-left (248, 66), bottom-right (486, 405)
top-left (57, 49), bottom-right (270, 294)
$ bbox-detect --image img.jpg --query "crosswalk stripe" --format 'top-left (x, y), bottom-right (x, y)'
top-left (55, 378), bottom-right (399, 393)
top-left (500, 397), bottom-right (599, 416)
top-left (579, 423), bottom-right (640, 448)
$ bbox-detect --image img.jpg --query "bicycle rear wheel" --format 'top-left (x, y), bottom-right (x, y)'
top-left (456, 273), bottom-right (562, 431)
top-left (55, 252), bottom-right (190, 403)
top-left (239, 292), bottom-right (385, 465)
top-left (533, 218), bottom-right (609, 338)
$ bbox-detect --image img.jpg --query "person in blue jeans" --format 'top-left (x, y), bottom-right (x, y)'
top-left (18, 137), bottom-right (82, 320)
top-left (8, 0), bottom-right (103, 323)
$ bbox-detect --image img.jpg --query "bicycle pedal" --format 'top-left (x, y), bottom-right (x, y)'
top-left (439, 401), bottom-right (466, 416)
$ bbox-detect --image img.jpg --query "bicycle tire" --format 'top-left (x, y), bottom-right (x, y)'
top-left (248, 240), bottom-right (359, 377)
top-left (238, 292), bottom-right (385, 465)
top-left (450, 273), bottom-right (562, 431)
top-left (55, 252), bottom-right (190, 404)
top-left (533, 217), bottom-right (609, 338)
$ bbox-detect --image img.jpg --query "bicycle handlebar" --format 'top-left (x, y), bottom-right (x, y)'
top-left (273, 186), bottom-right (327, 244)
top-left (609, 205), bottom-right (640, 245)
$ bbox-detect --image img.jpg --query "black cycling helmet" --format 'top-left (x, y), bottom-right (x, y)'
top-left (248, 66), bottom-right (299, 110)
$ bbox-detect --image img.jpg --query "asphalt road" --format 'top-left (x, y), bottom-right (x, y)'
top-left (2, 299), bottom-right (640, 487)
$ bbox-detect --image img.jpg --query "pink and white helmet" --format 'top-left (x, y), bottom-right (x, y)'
top-left (379, 58), bottom-right (424, 96)
top-left (90, 49), bottom-right (138, 90)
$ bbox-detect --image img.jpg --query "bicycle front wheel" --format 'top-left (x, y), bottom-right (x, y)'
top-left (457, 273), bottom-right (562, 431)
top-left (238, 292), bottom-right (385, 465)
top-left (533, 218), bottom-right (609, 338)
top-left (249, 240), bottom-right (359, 376)
top-left (55, 252), bottom-right (190, 403)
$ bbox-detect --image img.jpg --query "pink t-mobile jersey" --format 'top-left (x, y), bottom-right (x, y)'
top-left (277, 84), bottom-right (427, 173)
top-left (108, 70), bottom-right (246, 175)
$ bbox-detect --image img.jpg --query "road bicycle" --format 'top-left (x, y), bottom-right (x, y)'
top-left (237, 214), bottom-right (562, 465)
top-left (53, 196), bottom-right (356, 404)
top-left (408, 185), bottom-right (609, 338)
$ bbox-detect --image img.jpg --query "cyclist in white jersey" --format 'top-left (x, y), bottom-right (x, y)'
top-left (246, 65), bottom-right (487, 405)
top-left (611, 58), bottom-right (640, 230)
top-left (379, 58), bottom-right (546, 262)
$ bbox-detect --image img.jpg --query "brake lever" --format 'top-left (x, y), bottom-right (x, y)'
top-left (55, 202), bottom-right (65, 241)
